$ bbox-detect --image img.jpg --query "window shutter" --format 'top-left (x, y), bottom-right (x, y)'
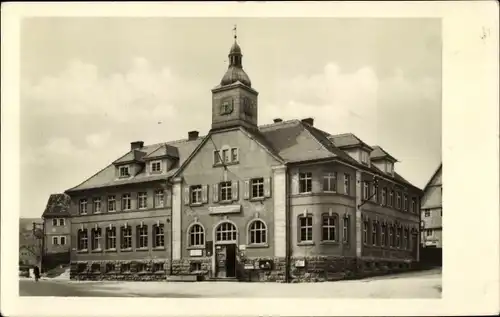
top-left (264, 177), bottom-right (272, 198)
top-left (184, 186), bottom-right (190, 205)
top-left (292, 173), bottom-right (299, 194)
top-left (243, 179), bottom-right (250, 200)
top-left (202, 185), bottom-right (208, 204)
top-left (213, 183), bottom-right (219, 203)
top-left (232, 181), bottom-right (239, 201)
top-left (165, 190), bottom-right (172, 208)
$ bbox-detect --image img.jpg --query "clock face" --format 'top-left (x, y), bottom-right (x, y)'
top-left (220, 98), bottom-right (234, 115)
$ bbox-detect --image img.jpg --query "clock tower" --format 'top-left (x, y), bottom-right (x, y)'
top-left (211, 31), bottom-right (259, 131)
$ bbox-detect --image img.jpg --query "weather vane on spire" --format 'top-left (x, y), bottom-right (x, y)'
top-left (233, 24), bottom-right (237, 40)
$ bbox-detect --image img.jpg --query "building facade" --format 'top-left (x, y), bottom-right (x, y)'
top-left (42, 194), bottom-right (72, 255)
top-left (66, 36), bottom-right (422, 282)
top-left (420, 164), bottom-right (442, 248)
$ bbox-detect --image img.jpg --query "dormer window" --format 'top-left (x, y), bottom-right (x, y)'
top-left (119, 166), bottom-right (130, 178)
top-left (151, 160), bottom-right (162, 173)
top-left (361, 151), bottom-right (369, 165)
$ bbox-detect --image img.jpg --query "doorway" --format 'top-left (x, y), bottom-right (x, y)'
top-left (215, 244), bottom-right (237, 278)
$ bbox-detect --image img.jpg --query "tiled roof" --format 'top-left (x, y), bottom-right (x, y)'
top-left (66, 137), bottom-right (203, 192)
top-left (42, 193), bottom-right (71, 217)
top-left (66, 119), bottom-right (419, 193)
top-left (329, 133), bottom-right (373, 150)
top-left (370, 145), bottom-right (398, 162)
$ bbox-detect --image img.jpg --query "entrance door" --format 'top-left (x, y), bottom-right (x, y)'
top-left (215, 245), bottom-right (227, 278)
top-left (225, 244), bottom-right (236, 278)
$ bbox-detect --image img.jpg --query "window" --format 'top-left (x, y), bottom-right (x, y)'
top-left (299, 172), bottom-right (312, 193)
top-left (60, 218), bottom-right (65, 226)
top-left (154, 190), bottom-right (164, 208)
top-left (323, 172), bottom-right (337, 192)
top-left (220, 181), bottom-right (232, 201)
top-left (361, 151), bottom-right (369, 164)
top-left (249, 220), bottom-right (267, 244)
top-left (119, 166), bottom-right (129, 178)
top-left (372, 221), bottom-right (378, 246)
top-left (396, 227), bottom-right (401, 248)
top-left (106, 263), bottom-right (116, 273)
top-left (372, 185), bottom-right (378, 203)
top-left (381, 224), bottom-right (386, 247)
top-left (137, 225), bottom-right (148, 249)
top-left (426, 229), bottom-right (433, 236)
top-left (381, 188), bottom-right (387, 206)
top-left (138, 192), bottom-right (148, 209)
top-left (299, 215), bottom-right (313, 242)
top-left (52, 237), bottom-right (58, 245)
top-left (231, 148), bottom-right (239, 162)
top-left (191, 185), bottom-right (202, 204)
top-left (121, 226), bottom-right (132, 250)
top-left (424, 210), bottom-right (431, 217)
top-left (251, 178), bottom-right (264, 198)
top-left (106, 227), bottom-right (116, 250)
top-left (396, 192), bottom-right (401, 209)
top-left (344, 174), bottom-right (351, 195)
top-left (363, 221), bottom-right (368, 245)
top-left (405, 229), bottom-right (410, 249)
top-left (214, 150), bottom-right (222, 165)
top-left (151, 161), bottom-right (162, 173)
top-left (342, 216), bottom-right (350, 243)
top-left (389, 226), bottom-right (395, 247)
top-left (60, 236), bottom-right (66, 245)
top-left (403, 195), bottom-right (408, 211)
top-left (108, 196), bottom-right (116, 212)
top-left (322, 215), bottom-right (338, 242)
top-left (222, 149), bottom-right (230, 163)
top-left (91, 228), bottom-right (102, 250)
top-left (94, 198), bottom-right (101, 213)
top-left (153, 224), bottom-right (165, 248)
top-left (153, 263), bottom-right (164, 272)
top-left (77, 229), bottom-right (88, 250)
top-left (52, 219), bottom-right (57, 226)
top-left (411, 198), bottom-right (416, 213)
top-left (363, 182), bottom-right (369, 200)
top-left (190, 262), bottom-right (202, 272)
top-left (122, 194), bottom-right (131, 211)
top-left (189, 224), bottom-right (205, 246)
top-left (215, 222), bottom-right (237, 242)
top-left (388, 191), bottom-right (394, 207)
top-left (79, 199), bottom-right (88, 215)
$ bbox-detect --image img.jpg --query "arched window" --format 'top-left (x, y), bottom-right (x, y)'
top-left (215, 222), bottom-right (237, 242)
top-left (248, 220), bottom-right (267, 244)
top-left (189, 224), bottom-right (205, 247)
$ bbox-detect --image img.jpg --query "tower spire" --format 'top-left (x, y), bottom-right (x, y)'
top-left (233, 24), bottom-right (237, 41)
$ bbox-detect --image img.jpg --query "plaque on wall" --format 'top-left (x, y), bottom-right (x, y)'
top-left (295, 259), bottom-right (306, 268)
top-left (189, 249), bottom-right (203, 257)
top-left (239, 244), bottom-right (246, 251)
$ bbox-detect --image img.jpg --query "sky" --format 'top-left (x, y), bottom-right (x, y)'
top-left (20, 17), bottom-right (442, 218)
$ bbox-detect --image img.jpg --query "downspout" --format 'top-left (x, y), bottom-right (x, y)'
top-left (285, 166), bottom-right (291, 283)
top-left (168, 181), bottom-right (173, 276)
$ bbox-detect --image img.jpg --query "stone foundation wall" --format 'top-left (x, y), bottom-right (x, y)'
top-left (170, 258), bottom-right (212, 280)
top-left (288, 256), bottom-right (416, 282)
top-left (238, 257), bottom-right (287, 282)
top-left (70, 259), bottom-right (169, 281)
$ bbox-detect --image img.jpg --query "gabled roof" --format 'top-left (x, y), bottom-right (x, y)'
top-left (42, 193), bottom-right (71, 218)
top-left (370, 145), bottom-right (398, 162)
top-left (66, 137), bottom-right (203, 192)
top-left (329, 133), bottom-right (373, 151)
top-left (65, 118), bottom-right (420, 193)
top-left (423, 163), bottom-right (442, 192)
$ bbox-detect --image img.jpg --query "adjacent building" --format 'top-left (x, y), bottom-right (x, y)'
top-left (66, 35), bottom-right (423, 282)
top-left (420, 164), bottom-right (442, 248)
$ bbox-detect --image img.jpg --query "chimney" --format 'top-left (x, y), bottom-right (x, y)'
top-left (130, 141), bottom-right (144, 151)
top-left (301, 117), bottom-right (314, 126)
top-left (273, 118), bottom-right (283, 123)
top-left (188, 130), bottom-right (199, 140)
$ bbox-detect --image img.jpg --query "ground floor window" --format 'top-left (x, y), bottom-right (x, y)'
top-left (249, 219), bottom-right (267, 244)
top-left (189, 223), bottom-right (205, 246)
top-left (78, 229), bottom-right (88, 250)
top-left (298, 215), bottom-right (313, 242)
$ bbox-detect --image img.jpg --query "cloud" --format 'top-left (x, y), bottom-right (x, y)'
top-left (22, 58), bottom-right (178, 122)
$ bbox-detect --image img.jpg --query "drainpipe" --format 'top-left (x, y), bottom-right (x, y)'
top-left (285, 166), bottom-right (291, 283)
top-left (168, 182), bottom-right (173, 276)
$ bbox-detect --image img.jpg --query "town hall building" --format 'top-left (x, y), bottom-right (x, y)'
top-left (66, 34), bottom-right (422, 282)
